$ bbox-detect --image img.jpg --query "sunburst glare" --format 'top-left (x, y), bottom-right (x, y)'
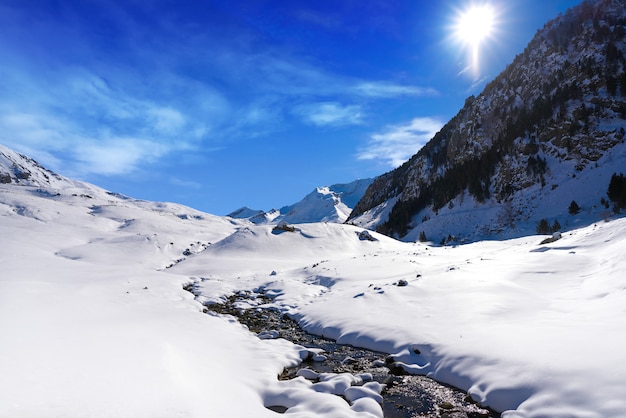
top-left (452, 3), bottom-right (497, 79)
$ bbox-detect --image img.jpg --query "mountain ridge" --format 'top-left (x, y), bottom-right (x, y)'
top-left (348, 0), bottom-right (626, 242)
top-left (1, 144), bottom-right (74, 189)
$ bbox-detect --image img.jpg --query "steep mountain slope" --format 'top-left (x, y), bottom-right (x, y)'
top-left (230, 178), bottom-right (373, 224)
top-left (349, 0), bottom-right (626, 242)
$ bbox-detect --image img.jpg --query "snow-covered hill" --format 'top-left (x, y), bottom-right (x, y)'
top-left (349, 0), bottom-right (626, 242)
top-left (172, 217), bottom-right (626, 417)
top-left (1, 143), bottom-right (90, 191)
top-left (229, 178), bottom-right (373, 225)
top-left (2, 142), bottom-right (626, 417)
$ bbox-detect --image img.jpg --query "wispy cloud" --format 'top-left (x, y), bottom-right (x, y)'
top-left (291, 2), bottom-right (405, 39)
top-left (294, 102), bottom-right (364, 127)
top-left (0, 1), bottom-right (440, 180)
top-left (242, 54), bottom-right (436, 101)
top-left (353, 82), bottom-right (438, 98)
top-left (73, 138), bottom-right (170, 176)
top-left (0, 109), bottom-right (176, 177)
top-left (169, 177), bottom-right (203, 190)
top-left (0, 68), bottom-right (208, 177)
top-left (293, 10), bottom-right (344, 31)
top-left (357, 117), bottom-right (443, 167)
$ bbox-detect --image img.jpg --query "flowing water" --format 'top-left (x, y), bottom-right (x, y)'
top-left (197, 287), bottom-right (499, 418)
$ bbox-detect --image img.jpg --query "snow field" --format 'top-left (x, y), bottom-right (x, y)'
top-left (0, 185), bottom-right (389, 417)
top-left (176, 219), bottom-right (626, 417)
top-left (2, 168), bottom-right (626, 416)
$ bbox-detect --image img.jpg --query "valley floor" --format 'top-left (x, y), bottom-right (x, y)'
top-left (1, 184), bottom-right (625, 417)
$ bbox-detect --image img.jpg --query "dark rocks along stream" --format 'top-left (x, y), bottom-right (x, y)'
top-left (193, 286), bottom-right (500, 418)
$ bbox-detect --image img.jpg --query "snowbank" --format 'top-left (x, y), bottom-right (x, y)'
top-left (176, 219), bottom-right (626, 417)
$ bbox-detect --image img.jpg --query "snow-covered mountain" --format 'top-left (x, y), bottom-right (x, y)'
top-left (2, 142), bottom-right (626, 417)
top-left (0, 143), bottom-right (241, 267)
top-left (229, 178), bottom-right (373, 225)
top-left (1, 144), bottom-right (81, 189)
top-left (228, 206), bottom-right (265, 219)
top-left (349, 0), bottom-right (626, 243)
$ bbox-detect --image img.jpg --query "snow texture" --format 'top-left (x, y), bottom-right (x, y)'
top-left (2, 143), bottom-right (626, 417)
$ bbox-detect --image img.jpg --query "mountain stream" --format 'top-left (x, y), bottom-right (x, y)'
top-left (189, 285), bottom-right (499, 418)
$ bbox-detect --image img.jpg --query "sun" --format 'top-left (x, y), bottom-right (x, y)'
top-left (455, 4), bottom-right (494, 46)
top-left (452, 3), bottom-right (497, 78)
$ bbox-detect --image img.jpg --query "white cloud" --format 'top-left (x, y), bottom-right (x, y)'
top-left (0, 112), bottom-right (70, 150)
top-left (0, 107), bottom-right (172, 177)
top-left (0, 68), bottom-right (214, 178)
top-left (242, 54), bottom-right (437, 102)
top-left (294, 102), bottom-right (364, 127)
top-left (358, 117), bottom-right (443, 167)
top-left (353, 82), bottom-right (438, 98)
top-left (73, 138), bottom-right (167, 176)
top-left (148, 107), bottom-right (186, 134)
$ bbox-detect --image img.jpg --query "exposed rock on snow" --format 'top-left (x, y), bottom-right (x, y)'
top-left (358, 230), bottom-right (378, 241)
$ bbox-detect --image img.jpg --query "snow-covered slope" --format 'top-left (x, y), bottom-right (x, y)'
top-left (1, 143), bottom-right (98, 192)
top-left (0, 196), bottom-right (312, 418)
top-left (173, 217), bottom-right (626, 417)
top-left (399, 139), bottom-right (626, 244)
top-left (0, 144), bottom-right (387, 418)
top-left (230, 178), bottom-right (373, 225)
top-left (2, 143), bottom-right (626, 416)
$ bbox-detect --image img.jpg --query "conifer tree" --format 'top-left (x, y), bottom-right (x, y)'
top-left (607, 173), bottom-right (626, 209)
top-left (536, 218), bottom-right (551, 234)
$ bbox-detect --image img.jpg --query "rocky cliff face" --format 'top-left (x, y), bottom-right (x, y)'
top-left (349, 0), bottom-right (626, 240)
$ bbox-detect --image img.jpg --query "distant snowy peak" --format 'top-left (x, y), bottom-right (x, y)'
top-left (0, 144), bottom-right (72, 189)
top-left (274, 179), bottom-right (373, 223)
top-left (228, 207), bottom-right (265, 219)
top-left (324, 178), bottom-right (375, 209)
top-left (278, 178), bottom-right (373, 224)
top-left (228, 207), bottom-right (281, 224)
top-left (278, 187), bottom-right (350, 224)
top-left (231, 179), bottom-right (373, 225)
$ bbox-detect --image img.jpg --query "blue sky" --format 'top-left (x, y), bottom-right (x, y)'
top-left (0, 0), bottom-right (581, 215)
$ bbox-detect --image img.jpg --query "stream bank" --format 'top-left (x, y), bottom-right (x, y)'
top-left (195, 286), bottom-right (499, 418)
